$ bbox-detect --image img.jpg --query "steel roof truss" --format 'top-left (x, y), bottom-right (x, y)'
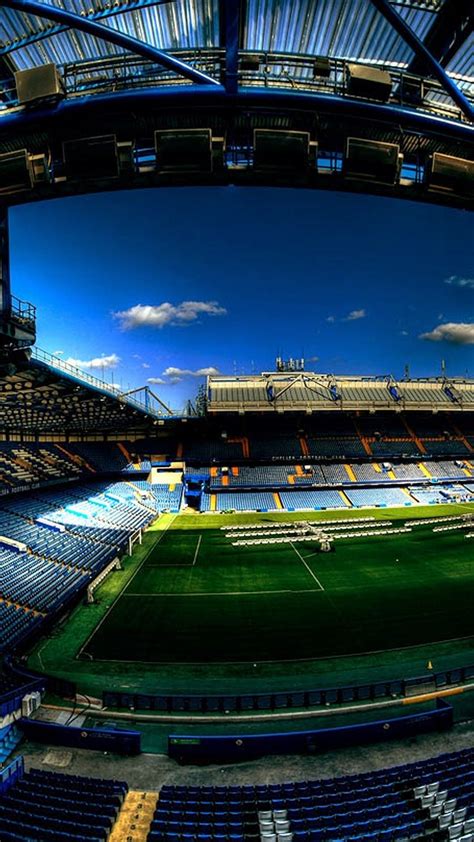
top-left (369, 0), bottom-right (474, 122)
top-left (0, 0), bottom-right (221, 86)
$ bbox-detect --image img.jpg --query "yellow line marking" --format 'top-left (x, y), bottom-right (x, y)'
top-left (344, 464), bottom-right (357, 482)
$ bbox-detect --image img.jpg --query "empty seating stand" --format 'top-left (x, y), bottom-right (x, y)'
top-left (346, 487), bottom-right (410, 507)
top-left (148, 746), bottom-right (474, 841)
top-left (0, 601), bottom-right (41, 651)
top-left (0, 766), bottom-right (128, 841)
top-left (0, 443), bottom-right (83, 492)
top-left (0, 479), bottom-right (162, 652)
top-left (279, 489), bottom-right (347, 509)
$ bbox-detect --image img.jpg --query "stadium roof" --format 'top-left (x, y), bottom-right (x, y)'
top-left (207, 372), bottom-right (474, 413)
top-left (0, 347), bottom-right (175, 433)
top-left (0, 1), bottom-right (469, 80)
top-left (0, 0), bottom-right (472, 107)
top-left (0, 0), bottom-right (470, 212)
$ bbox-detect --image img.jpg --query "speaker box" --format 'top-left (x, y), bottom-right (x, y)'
top-left (240, 54), bottom-right (262, 71)
top-left (63, 135), bottom-right (119, 180)
top-left (155, 129), bottom-right (213, 173)
top-left (427, 153), bottom-right (474, 197)
top-left (313, 57), bottom-right (331, 78)
top-left (344, 137), bottom-right (401, 184)
top-left (15, 64), bottom-right (65, 106)
top-left (253, 129), bottom-right (311, 172)
top-left (346, 64), bottom-right (392, 102)
top-left (0, 150), bottom-right (33, 192)
top-left (400, 76), bottom-right (423, 105)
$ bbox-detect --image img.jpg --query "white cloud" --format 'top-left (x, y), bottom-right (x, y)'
top-left (148, 366), bottom-right (221, 385)
top-left (113, 301), bottom-right (227, 330)
top-left (142, 363), bottom-right (150, 369)
top-left (161, 366), bottom-right (220, 383)
top-left (53, 350), bottom-right (64, 356)
top-left (343, 309), bottom-right (366, 321)
top-left (65, 353), bottom-right (120, 370)
top-left (327, 310), bottom-right (366, 323)
top-left (444, 276), bottom-right (474, 289)
top-left (419, 322), bottom-right (474, 345)
top-left (163, 366), bottom-right (220, 377)
top-left (400, 330), bottom-right (409, 336)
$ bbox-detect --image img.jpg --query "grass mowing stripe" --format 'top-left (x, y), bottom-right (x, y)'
top-left (290, 542), bottom-right (325, 591)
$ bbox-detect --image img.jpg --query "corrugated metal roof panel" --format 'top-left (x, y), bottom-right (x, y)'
top-left (446, 33), bottom-right (474, 96)
top-left (1, 0), bottom-right (220, 70)
top-left (244, 0), bottom-right (437, 66)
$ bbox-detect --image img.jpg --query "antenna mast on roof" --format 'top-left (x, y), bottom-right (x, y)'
top-left (275, 356), bottom-right (305, 372)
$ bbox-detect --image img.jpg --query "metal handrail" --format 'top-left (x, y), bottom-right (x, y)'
top-left (31, 346), bottom-right (177, 417)
top-left (10, 295), bottom-right (36, 326)
top-left (0, 51), bottom-right (472, 125)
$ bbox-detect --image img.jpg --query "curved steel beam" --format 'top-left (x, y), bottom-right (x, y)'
top-left (369, 0), bottom-right (474, 123)
top-left (0, 0), bottom-right (221, 87)
top-left (0, 86), bottom-right (472, 146)
top-left (0, 0), bottom-right (176, 57)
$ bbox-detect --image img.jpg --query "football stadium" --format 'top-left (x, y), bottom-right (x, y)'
top-left (0, 0), bottom-right (473, 840)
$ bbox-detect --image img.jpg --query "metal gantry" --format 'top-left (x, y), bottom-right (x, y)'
top-left (0, 0), bottom-right (471, 116)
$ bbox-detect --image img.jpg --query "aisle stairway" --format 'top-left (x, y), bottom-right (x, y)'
top-left (109, 790), bottom-right (157, 842)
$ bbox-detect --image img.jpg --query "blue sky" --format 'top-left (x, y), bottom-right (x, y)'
top-left (9, 187), bottom-right (474, 411)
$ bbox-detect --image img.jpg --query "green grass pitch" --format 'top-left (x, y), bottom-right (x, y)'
top-left (82, 510), bottom-right (474, 664)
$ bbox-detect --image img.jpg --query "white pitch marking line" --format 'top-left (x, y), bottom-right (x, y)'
top-left (125, 589), bottom-right (323, 597)
top-left (192, 534), bottom-right (202, 567)
top-left (290, 542), bottom-right (325, 591)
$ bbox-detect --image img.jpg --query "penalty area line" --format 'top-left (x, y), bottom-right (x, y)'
top-left (125, 588), bottom-right (323, 597)
top-left (290, 542), bottom-right (325, 591)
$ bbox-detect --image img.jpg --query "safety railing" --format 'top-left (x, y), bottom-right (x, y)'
top-left (0, 51), bottom-right (472, 126)
top-left (31, 346), bottom-right (175, 418)
top-left (10, 295), bottom-right (36, 331)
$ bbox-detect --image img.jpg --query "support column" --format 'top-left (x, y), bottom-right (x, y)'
top-left (222, 0), bottom-right (240, 95)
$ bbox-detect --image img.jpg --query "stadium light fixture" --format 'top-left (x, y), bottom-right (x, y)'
top-left (155, 129), bottom-right (216, 175)
top-left (344, 138), bottom-right (402, 185)
top-left (253, 130), bottom-right (313, 174)
top-left (0, 150), bottom-right (33, 192)
top-left (62, 135), bottom-right (124, 181)
top-left (426, 153), bottom-right (474, 198)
